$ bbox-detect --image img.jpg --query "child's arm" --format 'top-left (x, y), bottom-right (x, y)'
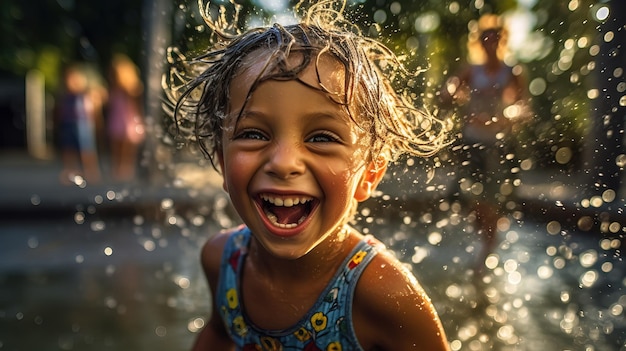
top-left (353, 250), bottom-right (451, 351)
top-left (192, 232), bottom-right (235, 351)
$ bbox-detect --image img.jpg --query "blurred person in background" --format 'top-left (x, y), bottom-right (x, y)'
top-left (440, 14), bottom-right (531, 278)
top-left (56, 63), bottom-right (102, 185)
top-left (106, 53), bottom-right (145, 181)
top-left (84, 65), bottom-right (109, 155)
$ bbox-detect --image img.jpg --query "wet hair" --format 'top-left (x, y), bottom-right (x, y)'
top-left (164, 0), bottom-right (449, 171)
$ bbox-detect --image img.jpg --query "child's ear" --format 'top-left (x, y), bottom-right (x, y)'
top-left (354, 159), bottom-right (387, 202)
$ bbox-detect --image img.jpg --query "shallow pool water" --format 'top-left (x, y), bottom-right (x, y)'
top-left (1, 203), bottom-right (623, 350)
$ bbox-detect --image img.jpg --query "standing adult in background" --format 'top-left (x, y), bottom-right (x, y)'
top-left (57, 63), bottom-right (102, 185)
top-left (107, 53), bottom-right (145, 181)
top-left (441, 15), bottom-right (530, 277)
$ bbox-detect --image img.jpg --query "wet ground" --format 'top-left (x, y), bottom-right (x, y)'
top-left (358, 202), bottom-right (626, 351)
top-left (1, 208), bottom-right (624, 350)
top-left (0, 216), bottom-right (210, 351)
top-left (0, 152), bottom-right (625, 350)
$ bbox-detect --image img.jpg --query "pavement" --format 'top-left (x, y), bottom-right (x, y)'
top-left (0, 150), bottom-right (225, 219)
top-left (2, 151), bottom-right (624, 351)
top-left (2, 154), bottom-right (623, 351)
top-left (1, 149), bottom-right (624, 233)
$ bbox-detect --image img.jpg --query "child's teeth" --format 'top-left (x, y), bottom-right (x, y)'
top-left (266, 211), bottom-right (278, 224)
top-left (263, 195), bottom-right (311, 207)
top-left (263, 209), bottom-right (307, 229)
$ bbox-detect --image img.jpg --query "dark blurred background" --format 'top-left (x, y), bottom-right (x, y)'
top-left (1, 0), bottom-right (622, 186)
top-left (0, 1), bottom-right (624, 350)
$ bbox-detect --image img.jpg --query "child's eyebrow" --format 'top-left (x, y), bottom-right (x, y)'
top-left (307, 109), bottom-right (350, 122)
top-left (237, 108), bottom-right (351, 125)
top-left (234, 109), bottom-right (260, 120)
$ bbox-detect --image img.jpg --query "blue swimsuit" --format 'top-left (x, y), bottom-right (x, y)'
top-left (216, 226), bottom-right (378, 351)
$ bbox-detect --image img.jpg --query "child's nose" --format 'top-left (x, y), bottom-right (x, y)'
top-left (264, 142), bottom-right (306, 179)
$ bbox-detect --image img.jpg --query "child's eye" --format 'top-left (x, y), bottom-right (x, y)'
top-left (234, 129), bottom-right (267, 141)
top-left (307, 131), bottom-right (341, 143)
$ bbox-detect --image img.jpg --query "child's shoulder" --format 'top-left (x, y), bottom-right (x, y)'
top-left (353, 242), bottom-right (446, 349)
top-left (353, 233), bottom-right (424, 299)
top-left (200, 226), bottom-right (248, 275)
top-left (202, 226), bottom-right (237, 249)
top-left (358, 246), bottom-right (424, 301)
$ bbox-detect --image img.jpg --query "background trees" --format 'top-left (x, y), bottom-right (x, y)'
top-left (1, 0), bottom-right (623, 190)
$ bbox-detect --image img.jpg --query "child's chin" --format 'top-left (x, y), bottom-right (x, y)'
top-left (259, 240), bottom-right (316, 261)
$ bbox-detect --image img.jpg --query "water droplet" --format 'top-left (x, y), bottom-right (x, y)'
top-left (445, 284), bottom-right (462, 299)
top-left (188, 317), bottom-right (205, 333)
top-left (175, 275), bottom-right (190, 289)
top-left (610, 303), bottom-right (623, 317)
top-left (161, 198), bottom-right (174, 210)
top-left (411, 246), bottom-right (428, 264)
top-left (555, 147), bottom-right (572, 164)
top-left (590, 196), bottom-right (604, 208)
top-left (104, 296), bottom-right (117, 309)
top-left (537, 265), bottom-right (554, 279)
top-left (553, 257), bottom-right (566, 269)
top-left (428, 231), bottom-right (442, 245)
top-left (90, 221), bottom-right (105, 232)
top-left (106, 190), bottom-right (116, 201)
top-left (141, 238), bottom-right (156, 252)
top-left (595, 6), bottom-right (609, 21)
top-left (155, 325), bottom-right (167, 337)
top-left (30, 195), bottom-right (40, 206)
top-left (579, 250), bottom-right (598, 268)
top-left (485, 254), bottom-right (499, 270)
top-left (580, 270), bottom-right (598, 288)
top-left (94, 195), bottom-right (103, 204)
top-left (577, 216), bottom-right (594, 231)
top-left (27, 237), bottom-right (38, 249)
top-left (74, 212), bottom-right (85, 224)
top-left (546, 221), bottom-right (562, 235)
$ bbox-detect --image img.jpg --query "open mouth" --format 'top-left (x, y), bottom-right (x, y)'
top-left (259, 194), bottom-right (316, 229)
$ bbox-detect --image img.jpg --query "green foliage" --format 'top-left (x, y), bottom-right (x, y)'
top-left (3, 0), bottom-right (616, 171)
top-left (163, 0), bottom-right (614, 170)
top-left (0, 0), bottom-right (143, 94)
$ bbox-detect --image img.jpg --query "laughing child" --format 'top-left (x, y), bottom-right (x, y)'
top-left (166, 0), bottom-right (451, 349)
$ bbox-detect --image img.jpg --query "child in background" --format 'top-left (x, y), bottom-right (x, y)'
top-left (57, 63), bottom-right (102, 184)
top-left (440, 15), bottom-right (529, 277)
top-left (166, 1), bottom-right (451, 350)
top-left (107, 53), bottom-right (145, 181)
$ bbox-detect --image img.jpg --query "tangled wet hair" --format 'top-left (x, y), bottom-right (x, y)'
top-left (163, 0), bottom-right (449, 171)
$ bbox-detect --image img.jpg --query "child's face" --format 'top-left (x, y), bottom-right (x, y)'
top-left (218, 52), bottom-right (384, 259)
top-left (480, 30), bottom-right (500, 55)
top-left (66, 69), bottom-right (88, 94)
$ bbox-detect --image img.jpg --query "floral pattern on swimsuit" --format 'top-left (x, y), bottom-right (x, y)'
top-left (216, 226), bottom-right (378, 351)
